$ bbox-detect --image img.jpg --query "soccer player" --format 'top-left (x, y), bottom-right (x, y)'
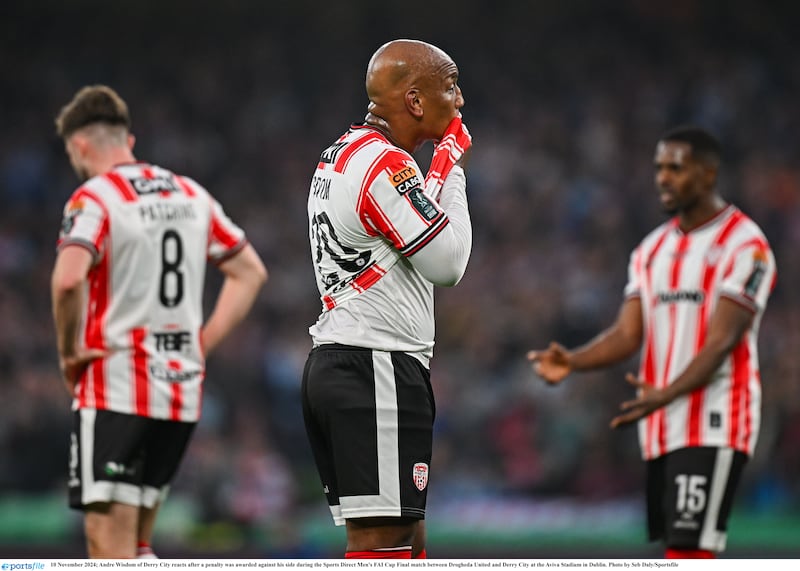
top-left (527, 126), bottom-right (776, 558)
top-left (51, 85), bottom-right (267, 558)
top-left (302, 39), bottom-right (473, 559)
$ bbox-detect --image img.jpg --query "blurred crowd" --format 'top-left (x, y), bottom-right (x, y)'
top-left (1, 0), bottom-right (799, 554)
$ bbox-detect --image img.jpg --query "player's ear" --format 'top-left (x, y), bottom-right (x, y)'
top-left (127, 134), bottom-right (136, 152)
top-left (70, 133), bottom-right (91, 159)
top-left (701, 162), bottom-right (718, 188)
top-left (405, 88), bottom-right (423, 118)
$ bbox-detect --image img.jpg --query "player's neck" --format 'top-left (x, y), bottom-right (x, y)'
top-left (88, 147), bottom-right (137, 178)
top-left (364, 112), bottom-right (417, 153)
top-left (678, 195), bottom-right (728, 233)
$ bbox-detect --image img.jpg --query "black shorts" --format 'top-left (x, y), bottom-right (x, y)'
top-left (302, 344), bottom-right (435, 525)
top-left (69, 408), bottom-right (196, 510)
top-left (646, 446), bottom-right (747, 552)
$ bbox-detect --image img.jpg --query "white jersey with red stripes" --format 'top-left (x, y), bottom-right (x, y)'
top-left (625, 205), bottom-right (776, 459)
top-left (57, 162), bottom-right (246, 422)
top-left (307, 125), bottom-right (451, 364)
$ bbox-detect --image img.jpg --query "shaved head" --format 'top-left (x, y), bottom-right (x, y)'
top-left (366, 39), bottom-right (453, 107)
top-left (363, 39), bottom-right (462, 153)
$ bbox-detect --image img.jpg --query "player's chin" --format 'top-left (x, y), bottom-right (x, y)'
top-left (659, 196), bottom-right (678, 215)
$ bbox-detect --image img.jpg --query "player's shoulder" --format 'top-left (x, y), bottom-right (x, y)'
top-left (637, 218), bottom-right (676, 250)
top-left (732, 206), bottom-right (769, 238)
top-left (337, 125), bottom-right (416, 172)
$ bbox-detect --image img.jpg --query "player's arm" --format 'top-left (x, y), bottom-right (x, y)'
top-left (407, 165), bottom-right (472, 286)
top-left (51, 245), bottom-right (104, 395)
top-left (528, 297), bottom-right (644, 384)
top-left (610, 296), bottom-right (753, 428)
top-left (201, 243), bottom-right (267, 356)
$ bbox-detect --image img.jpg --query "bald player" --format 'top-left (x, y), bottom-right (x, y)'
top-left (302, 40), bottom-right (473, 559)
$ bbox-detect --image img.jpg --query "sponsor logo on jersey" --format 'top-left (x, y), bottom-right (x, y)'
top-left (655, 290), bottom-right (705, 305)
top-left (154, 330), bottom-right (192, 352)
top-left (413, 462), bottom-right (429, 491)
top-left (131, 175), bottom-right (181, 195)
top-left (149, 363), bottom-right (201, 383)
top-left (390, 166), bottom-right (421, 194)
top-left (408, 188), bottom-right (439, 221)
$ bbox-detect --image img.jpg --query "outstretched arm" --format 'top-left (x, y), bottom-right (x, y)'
top-left (201, 243), bottom-right (268, 356)
top-left (610, 296), bottom-right (754, 428)
top-left (527, 297), bottom-right (644, 384)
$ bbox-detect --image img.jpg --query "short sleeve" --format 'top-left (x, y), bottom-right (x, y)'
top-left (623, 246), bottom-right (643, 299)
top-left (207, 196), bottom-right (247, 263)
top-left (57, 190), bottom-right (107, 261)
top-left (359, 152), bottom-right (449, 257)
top-left (719, 242), bottom-right (776, 312)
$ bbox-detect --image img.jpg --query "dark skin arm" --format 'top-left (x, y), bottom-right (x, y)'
top-left (527, 297), bottom-right (644, 383)
top-left (610, 296), bottom-right (754, 428)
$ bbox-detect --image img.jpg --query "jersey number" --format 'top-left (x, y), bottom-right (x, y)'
top-left (674, 474), bottom-right (707, 514)
top-left (159, 229), bottom-right (184, 307)
top-left (311, 211), bottom-right (371, 288)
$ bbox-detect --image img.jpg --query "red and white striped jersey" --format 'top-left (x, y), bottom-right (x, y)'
top-left (57, 162), bottom-right (247, 422)
top-left (307, 125), bottom-right (456, 364)
top-left (625, 205), bottom-right (776, 459)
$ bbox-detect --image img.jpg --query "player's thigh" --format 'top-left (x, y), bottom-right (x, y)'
top-left (302, 345), bottom-right (434, 517)
top-left (70, 409), bottom-right (195, 510)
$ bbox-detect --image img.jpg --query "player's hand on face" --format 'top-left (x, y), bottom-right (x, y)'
top-left (59, 348), bottom-right (106, 397)
top-left (610, 373), bottom-right (669, 429)
top-left (526, 342), bottom-right (571, 384)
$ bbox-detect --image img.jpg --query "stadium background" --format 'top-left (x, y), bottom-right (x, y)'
top-left (1, 0), bottom-right (799, 559)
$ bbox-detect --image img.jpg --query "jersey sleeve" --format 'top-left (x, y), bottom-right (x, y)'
top-left (623, 245), bottom-right (643, 299)
top-left (56, 189), bottom-right (108, 262)
top-left (207, 195), bottom-right (247, 263)
top-left (358, 151), bottom-right (449, 257)
top-left (719, 241), bottom-right (776, 312)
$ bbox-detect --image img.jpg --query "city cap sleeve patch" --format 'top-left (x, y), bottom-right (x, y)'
top-left (389, 164), bottom-right (422, 195)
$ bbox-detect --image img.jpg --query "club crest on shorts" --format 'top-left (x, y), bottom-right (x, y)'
top-left (413, 462), bottom-right (429, 491)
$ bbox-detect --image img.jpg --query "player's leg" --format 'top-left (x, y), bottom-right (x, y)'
top-left (658, 446), bottom-right (747, 558)
top-left (136, 504), bottom-right (160, 558)
top-left (138, 418), bottom-right (197, 559)
top-left (83, 501), bottom-right (139, 557)
top-left (413, 520), bottom-right (427, 558)
top-left (302, 345), bottom-right (434, 558)
top-left (345, 517), bottom-right (417, 558)
top-left (344, 350), bottom-right (434, 557)
top-left (70, 409), bottom-right (149, 558)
